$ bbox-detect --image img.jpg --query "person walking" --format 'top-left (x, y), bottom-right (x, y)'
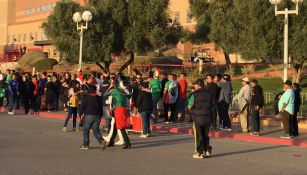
top-left (278, 80), bottom-right (295, 139)
top-left (63, 81), bottom-right (81, 132)
top-left (149, 71), bottom-right (162, 123)
top-left (163, 74), bottom-right (178, 123)
top-left (234, 77), bottom-right (252, 133)
top-left (8, 74), bottom-right (19, 115)
top-left (188, 79), bottom-right (213, 159)
top-left (217, 74), bottom-right (233, 131)
top-left (250, 79), bottom-right (264, 136)
top-left (79, 85), bottom-right (107, 150)
top-left (175, 73), bottom-right (188, 122)
top-left (291, 83), bottom-right (301, 137)
top-left (136, 82), bottom-right (153, 138)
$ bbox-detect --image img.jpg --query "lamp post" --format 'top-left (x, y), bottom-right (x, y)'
top-left (269, 0), bottom-right (303, 82)
top-left (73, 11), bottom-right (92, 70)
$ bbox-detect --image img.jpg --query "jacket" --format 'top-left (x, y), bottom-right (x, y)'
top-left (191, 88), bottom-right (213, 126)
top-left (136, 90), bottom-right (153, 112)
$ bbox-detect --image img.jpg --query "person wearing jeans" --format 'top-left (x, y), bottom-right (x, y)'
top-left (217, 74), bottom-right (232, 130)
top-left (137, 82), bottom-right (153, 138)
top-left (8, 74), bottom-right (19, 115)
top-left (250, 79), bottom-right (264, 136)
top-left (149, 72), bottom-right (161, 123)
top-left (63, 82), bottom-right (80, 132)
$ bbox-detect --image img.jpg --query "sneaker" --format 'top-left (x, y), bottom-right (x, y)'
top-left (139, 134), bottom-right (148, 138)
top-left (220, 127), bottom-right (232, 131)
top-left (80, 145), bottom-right (89, 150)
top-left (8, 112), bottom-right (14, 115)
top-left (205, 150), bottom-right (211, 158)
top-left (280, 134), bottom-right (293, 139)
top-left (101, 140), bottom-right (107, 150)
top-left (115, 141), bottom-right (125, 145)
top-left (250, 132), bottom-right (260, 136)
top-left (103, 136), bottom-right (110, 143)
top-left (192, 153), bottom-right (204, 159)
top-left (62, 127), bottom-right (67, 132)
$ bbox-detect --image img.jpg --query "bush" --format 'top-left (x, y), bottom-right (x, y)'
top-left (224, 66), bottom-right (235, 77)
top-left (241, 64), bottom-right (255, 75)
top-left (32, 59), bottom-right (58, 70)
top-left (150, 56), bottom-right (183, 65)
top-left (18, 51), bottom-right (46, 69)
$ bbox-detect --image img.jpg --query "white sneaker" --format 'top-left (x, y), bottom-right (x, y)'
top-left (139, 134), bottom-right (148, 138)
top-left (103, 136), bottom-right (110, 142)
top-left (205, 151), bottom-right (211, 158)
top-left (192, 153), bottom-right (204, 159)
top-left (62, 127), bottom-right (67, 132)
top-left (8, 112), bottom-right (14, 115)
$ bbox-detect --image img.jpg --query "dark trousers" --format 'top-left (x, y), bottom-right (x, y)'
top-left (54, 94), bottom-right (60, 110)
top-left (0, 97), bottom-right (4, 107)
top-left (64, 107), bottom-right (78, 128)
top-left (23, 96), bottom-right (35, 114)
top-left (164, 103), bottom-right (176, 122)
top-left (218, 101), bottom-right (231, 128)
top-left (82, 115), bottom-right (104, 146)
top-left (8, 93), bottom-right (19, 112)
top-left (280, 111), bottom-right (292, 135)
top-left (194, 122), bottom-right (210, 154)
top-left (109, 122), bottom-right (131, 147)
top-left (140, 111), bottom-right (151, 135)
top-left (291, 112), bottom-right (299, 136)
top-left (211, 105), bottom-right (218, 129)
top-left (251, 105), bottom-right (260, 132)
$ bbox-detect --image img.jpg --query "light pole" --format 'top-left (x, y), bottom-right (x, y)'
top-left (269, 0), bottom-right (303, 82)
top-left (73, 11), bottom-right (92, 70)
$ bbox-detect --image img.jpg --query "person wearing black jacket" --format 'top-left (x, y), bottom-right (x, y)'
top-left (250, 79), bottom-right (264, 136)
top-left (136, 82), bottom-right (153, 138)
top-left (204, 74), bottom-right (219, 130)
top-left (22, 74), bottom-right (35, 115)
top-left (79, 85), bottom-right (107, 150)
top-left (188, 79), bottom-right (213, 159)
top-left (291, 83), bottom-right (301, 137)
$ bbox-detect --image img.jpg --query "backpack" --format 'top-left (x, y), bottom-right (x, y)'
top-left (168, 81), bottom-right (178, 104)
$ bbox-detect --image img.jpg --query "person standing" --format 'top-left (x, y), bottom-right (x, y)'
top-left (149, 71), bottom-right (162, 123)
top-left (63, 81), bottom-right (81, 132)
top-left (188, 79), bottom-right (213, 159)
top-left (175, 73), bottom-right (188, 122)
top-left (136, 82), bottom-right (153, 138)
top-left (8, 74), bottom-right (19, 115)
top-left (0, 74), bottom-right (8, 112)
top-left (22, 74), bottom-right (35, 115)
top-left (163, 74), bottom-right (178, 123)
top-left (52, 75), bottom-right (61, 111)
top-left (278, 80), bottom-right (295, 139)
top-left (250, 79), bottom-right (264, 136)
top-left (217, 74), bottom-right (232, 131)
top-left (234, 77), bottom-right (252, 133)
top-left (44, 76), bottom-right (55, 112)
top-left (38, 72), bottom-right (47, 110)
top-left (205, 74), bottom-right (219, 130)
top-left (79, 85), bottom-right (107, 150)
top-left (291, 83), bottom-right (301, 137)
top-left (31, 76), bottom-right (39, 113)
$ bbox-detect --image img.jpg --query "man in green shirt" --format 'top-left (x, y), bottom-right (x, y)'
top-left (150, 71), bottom-right (162, 123)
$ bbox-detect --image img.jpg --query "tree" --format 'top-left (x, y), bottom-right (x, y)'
top-left (42, 0), bottom-right (172, 72)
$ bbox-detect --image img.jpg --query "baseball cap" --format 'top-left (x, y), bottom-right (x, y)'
top-left (193, 79), bottom-right (204, 88)
top-left (242, 77), bottom-right (250, 82)
top-left (283, 80), bottom-right (292, 86)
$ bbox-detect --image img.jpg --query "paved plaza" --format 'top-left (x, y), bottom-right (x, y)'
top-left (0, 114), bottom-right (307, 175)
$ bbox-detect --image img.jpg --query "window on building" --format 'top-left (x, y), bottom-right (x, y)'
top-left (29, 33), bottom-right (33, 41)
top-left (40, 5), bottom-right (43, 12)
top-left (23, 34), bottom-right (27, 42)
top-left (12, 35), bottom-right (16, 42)
top-left (7, 35), bottom-right (10, 43)
top-left (34, 6), bottom-right (38, 13)
top-left (187, 11), bottom-right (192, 23)
top-left (28, 8), bottom-right (32, 14)
top-left (35, 32), bottom-right (38, 41)
top-left (50, 3), bottom-right (55, 10)
top-left (175, 12), bottom-right (180, 22)
top-left (41, 32), bottom-right (45, 41)
top-left (18, 34), bottom-right (21, 42)
top-left (45, 4), bottom-right (49, 11)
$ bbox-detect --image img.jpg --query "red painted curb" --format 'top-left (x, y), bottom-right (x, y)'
top-left (9, 110), bottom-right (307, 148)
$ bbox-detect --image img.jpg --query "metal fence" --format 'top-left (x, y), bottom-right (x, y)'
top-left (231, 91), bottom-right (307, 118)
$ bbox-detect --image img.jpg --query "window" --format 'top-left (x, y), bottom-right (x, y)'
top-left (175, 12), bottom-right (180, 22)
top-left (41, 32), bottom-right (45, 41)
top-left (50, 3), bottom-right (55, 10)
top-left (34, 6), bottom-right (38, 13)
top-left (7, 35), bottom-right (10, 43)
top-left (35, 32), bottom-right (38, 41)
top-left (45, 4), bottom-right (49, 11)
top-left (40, 5), bottom-right (43, 12)
top-left (12, 35), bottom-right (16, 42)
top-left (28, 8), bottom-right (32, 14)
top-left (29, 33), bottom-right (33, 41)
top-left (187, 11), bottom-right (192, 23)
top-left (23, 34), bottom-right (27, 42)
top-left (18, 34), bottom-right (21, 42)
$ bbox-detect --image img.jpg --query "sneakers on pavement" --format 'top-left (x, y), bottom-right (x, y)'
top-left (139, 134), bottom-right (148, 138)
top-left (62, 127), bottom-right (67, 132)
top-left (280, 134), bottom-right (293, 139)
top-left (193, 153), bottom-right (204, 159)
top-left (80, 145), bottom-right (89, 150)
top-left (8, 112), bottom-right (15, 115)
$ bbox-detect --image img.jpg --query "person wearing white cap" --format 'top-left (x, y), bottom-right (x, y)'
top-left (233, 77), bottom-right (252, 133)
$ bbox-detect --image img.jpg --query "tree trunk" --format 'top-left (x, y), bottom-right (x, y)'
top-left (117, 52), bottom-right (134, 74)
top-left (224, 52), bottom-right (231, 65)
top-left (293, 59), bottom-right (305, 83)
top-left (95, 61), bottom-right (110, 73)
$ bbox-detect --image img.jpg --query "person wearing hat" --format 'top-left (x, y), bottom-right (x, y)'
top-left (250, 79), bottom-right (264, 136)
top-left (149, 70), bottom-right (162, 123)
top-left (217, 74), bottom-right (233, 131)
top-left (188, 79), bottom-right (213, 159)
top-left (278, 80), bottom-right (295, 139)
top-left (234, 77), bottom-right (252, 133)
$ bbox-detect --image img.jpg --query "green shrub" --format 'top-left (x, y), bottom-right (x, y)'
top-left (32, 59), bottom-right (58, 70)
top-left (18, 51), bottom-right (46, 69)
top-left (150, 56), bottom-right (183, 65)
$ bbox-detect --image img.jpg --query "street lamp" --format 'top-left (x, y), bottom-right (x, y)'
top-left (269, 0), bottom-right (303, 82)
top-left (73, 11), bottom-right (92, 70)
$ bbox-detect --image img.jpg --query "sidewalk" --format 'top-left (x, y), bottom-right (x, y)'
top-left (6, 109), bottom-right (307, 148)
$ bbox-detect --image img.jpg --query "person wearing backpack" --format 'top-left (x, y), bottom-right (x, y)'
top-left (163, 73), bottom-right (178, 123)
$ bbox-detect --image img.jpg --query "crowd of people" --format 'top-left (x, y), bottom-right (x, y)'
top-left (0, 67), bottom-right (302, 159)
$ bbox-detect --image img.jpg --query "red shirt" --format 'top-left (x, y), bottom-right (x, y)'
top-left (178, 79), bottom-right (187, 98)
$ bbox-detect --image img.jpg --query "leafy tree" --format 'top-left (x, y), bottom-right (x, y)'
top-left (43, 0), bottom-right (173, 72)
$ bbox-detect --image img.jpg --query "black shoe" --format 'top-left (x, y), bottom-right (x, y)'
top-left (107, 143), bottom-right (114, 147)
top-left (123, 145), bottom-right (131, 149)
top-left (101, 140), bottom-right (107, 150)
